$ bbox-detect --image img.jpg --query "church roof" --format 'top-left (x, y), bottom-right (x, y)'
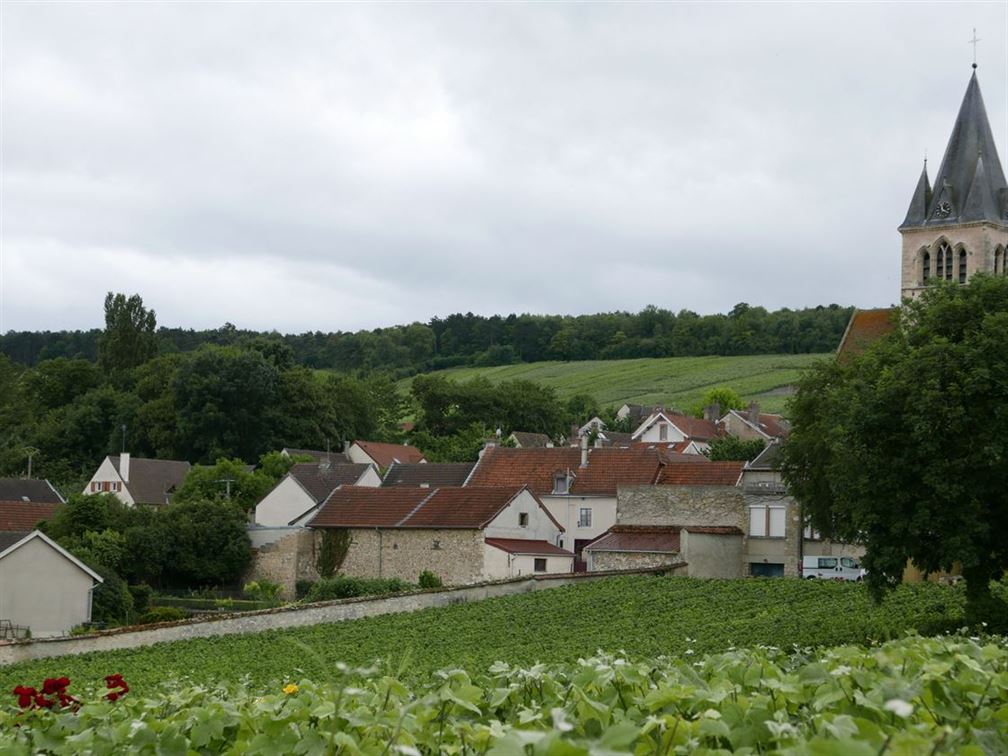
top-left (901, 72), bottom-right (1008, 229)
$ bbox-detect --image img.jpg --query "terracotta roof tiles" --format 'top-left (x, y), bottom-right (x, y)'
top-left (467, 447), bottom-right (665, 496)
top-left (484, 538), bottom-right (573, 556)
top-left (836, 308), bottom-right (897, 363)
top-left (0, 501), bottom-right (61, 532)
top-left (658, 461), bottom-right (744, 486)
top-left (308, 485), bottom-right (550, 530)
top-left (354, 441), bottom-right (426, 467)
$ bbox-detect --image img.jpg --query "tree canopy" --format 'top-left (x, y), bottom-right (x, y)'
top-left (780, 275), bottom-right (1008, 627)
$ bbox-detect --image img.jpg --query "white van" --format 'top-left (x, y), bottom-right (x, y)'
top-left (801, 555), bottom-right (864, 581)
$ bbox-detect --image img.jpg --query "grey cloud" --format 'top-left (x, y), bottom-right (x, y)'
top-left (1, 2), bottom-right (1005, 333)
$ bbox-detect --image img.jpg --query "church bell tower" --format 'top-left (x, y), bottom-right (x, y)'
top-left (899, 69), bottom-right (1008, 300)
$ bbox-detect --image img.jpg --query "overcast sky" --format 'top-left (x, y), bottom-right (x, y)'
top-left (2, 2), bottom-right (1006, 334)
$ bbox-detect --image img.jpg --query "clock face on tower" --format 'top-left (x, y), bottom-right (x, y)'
top-left (935, 200), bottom-right (952, 218)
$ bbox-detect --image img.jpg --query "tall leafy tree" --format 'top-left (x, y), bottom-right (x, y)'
top-left (780, 275), bottom-right (1008, 628)
top-left (97, 292), bottom-right (159, 377)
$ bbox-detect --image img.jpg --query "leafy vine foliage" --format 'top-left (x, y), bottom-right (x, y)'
top-left (316, 529), bottom-right (352, 579)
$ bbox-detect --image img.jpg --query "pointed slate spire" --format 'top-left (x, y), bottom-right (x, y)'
top-left (961, 155), bottom-right (1001, 222)
top-left (923, 71), bottom-right (1008, 226)
top-left (900, 161), bottom-right (932, 228)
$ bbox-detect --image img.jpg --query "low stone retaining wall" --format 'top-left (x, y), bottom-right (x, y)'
top-left (0, 564), bottom-right (686, 665)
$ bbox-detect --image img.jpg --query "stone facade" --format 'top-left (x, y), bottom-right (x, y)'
top-left (617, 483), bottom-right (813, 577)
top-left (588, 550), bottom-right (684, 572)
top-left (618, 485), bottom-right (746, 530)
top-left (340, 528), bottom-right (487, 585)
top-left (901, 223), bottom-right (1008, 300)
top-left (244, 528), bottom-right (319, 600)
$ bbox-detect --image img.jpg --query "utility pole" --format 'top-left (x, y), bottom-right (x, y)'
top-left (24, 447), bottom-right (39, 479)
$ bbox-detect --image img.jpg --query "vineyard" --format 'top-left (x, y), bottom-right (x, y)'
top-left (2, 635), bottom-right (1005, 754)
top-left (396, 354), bottom-right (827, 414)
top-left (0, 576), bottom-right (979, 692)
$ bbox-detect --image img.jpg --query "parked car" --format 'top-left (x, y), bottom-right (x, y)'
top-left (800, 555), bottom-right (864, 581)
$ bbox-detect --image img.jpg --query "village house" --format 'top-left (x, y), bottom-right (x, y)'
top-left (0, 530), bottom-right (102, 637)
top-left (466, 442), bottom-right (680, 566)
top-left (0, 478), bottom-right (65, 504)
top-left (254, 461), bottom-right (380, 527)
top-left (307, 485), bottom-right (572, 584)
top-left (719, 403), bottom-right (789, 443)
top-left (381, 462), bottom-right (476, 487)
top-left (347, 440), bottom-right (426, 469)
top-left (83, 453), bottom-right (191, 507)
top-left (629, 409), bottom-right (722, 452)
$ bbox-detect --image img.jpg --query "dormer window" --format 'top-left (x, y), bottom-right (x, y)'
top-left (552, 472), bottom-right (570, 495)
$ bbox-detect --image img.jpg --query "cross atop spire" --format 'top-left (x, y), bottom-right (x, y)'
top-left (968, 28), bottom-right (981, 69)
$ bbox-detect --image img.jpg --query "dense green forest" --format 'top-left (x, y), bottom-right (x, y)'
top-left (1, 302), bottom-right (852, 374)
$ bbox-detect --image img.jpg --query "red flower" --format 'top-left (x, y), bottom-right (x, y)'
top-left (104, 673), bottom-right (128, 701)
top-left (12, 686), bottom-right (36, 709)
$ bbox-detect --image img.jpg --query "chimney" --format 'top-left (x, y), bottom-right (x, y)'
top-left (580, 434), bottom-right (589, 468)
top-left (748, 401), bottom-right (760, 425)
top-left (703, 402), bottom-right (721, 423)
top-left (119, 452), bottom-right (130, 483)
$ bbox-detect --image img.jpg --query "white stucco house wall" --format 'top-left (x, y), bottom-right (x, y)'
top-left (0, 530), bottom-right (103, 637)
top-left (255, 463), bottom-right (380, 527)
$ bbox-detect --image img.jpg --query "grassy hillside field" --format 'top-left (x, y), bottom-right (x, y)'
top-left (0, 576), bottom-right (971, 692)
top-left (397, 354), bottom-right (829, 415)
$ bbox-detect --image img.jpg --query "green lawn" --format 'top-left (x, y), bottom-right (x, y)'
top-left (0, 576), bottom-right (969, 693)
top-left (397, 354), bottom-right (829, 414)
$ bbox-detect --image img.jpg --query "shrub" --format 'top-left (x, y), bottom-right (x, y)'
top-left (127, 583), bottom-right (153, 615)
top-left (138, 607), bottom-right (187, 625)
top-left (243, 580), bottom-right (283, 603)
top-left (304, 576), bottom-right (412, 603)
top-left (295, 579), bottom-right (316, 600)
top-left (418, 570), bottom-right (443, 589)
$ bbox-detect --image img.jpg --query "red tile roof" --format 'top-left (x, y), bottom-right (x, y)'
top-left (586, 526), bottom-right (681, 554)
top-left (585, 524), bottom-right (743, 554)
top-left (631, 441), bottom-right (708, 456)
top-left (484, 538), bottom-right (573, 556)
top-left (354, 441), bottom-right (426, 467)
top-left (658, 461), bottom-right (743, 486)
top-left (308, 485), bottom-right (555, 530)
top-left (467, 447), bottom-right (665, 496)
top-left (836, 308), bottom-right (897, 363)
top-left (0, 501), bottom-right (61, 532)
top-left (634, 411), bottom-right (722, 442)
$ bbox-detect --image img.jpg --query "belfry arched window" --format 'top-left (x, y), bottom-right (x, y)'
top-left (921, 251), bottom-right (931, 283)
top-left (958, 248), bottom-right (967, 283)
top-left (936, 242), bottom-right (946, 279)
top-left (996, 247), bottom-right (1005, 276)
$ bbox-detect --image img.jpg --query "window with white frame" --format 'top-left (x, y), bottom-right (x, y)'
top-left (658, 423), bottom-right (668, 441)
top-left (749, 504), bottom-right (786, 538)
top-left (577, 508), bottom-right (592, 528)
